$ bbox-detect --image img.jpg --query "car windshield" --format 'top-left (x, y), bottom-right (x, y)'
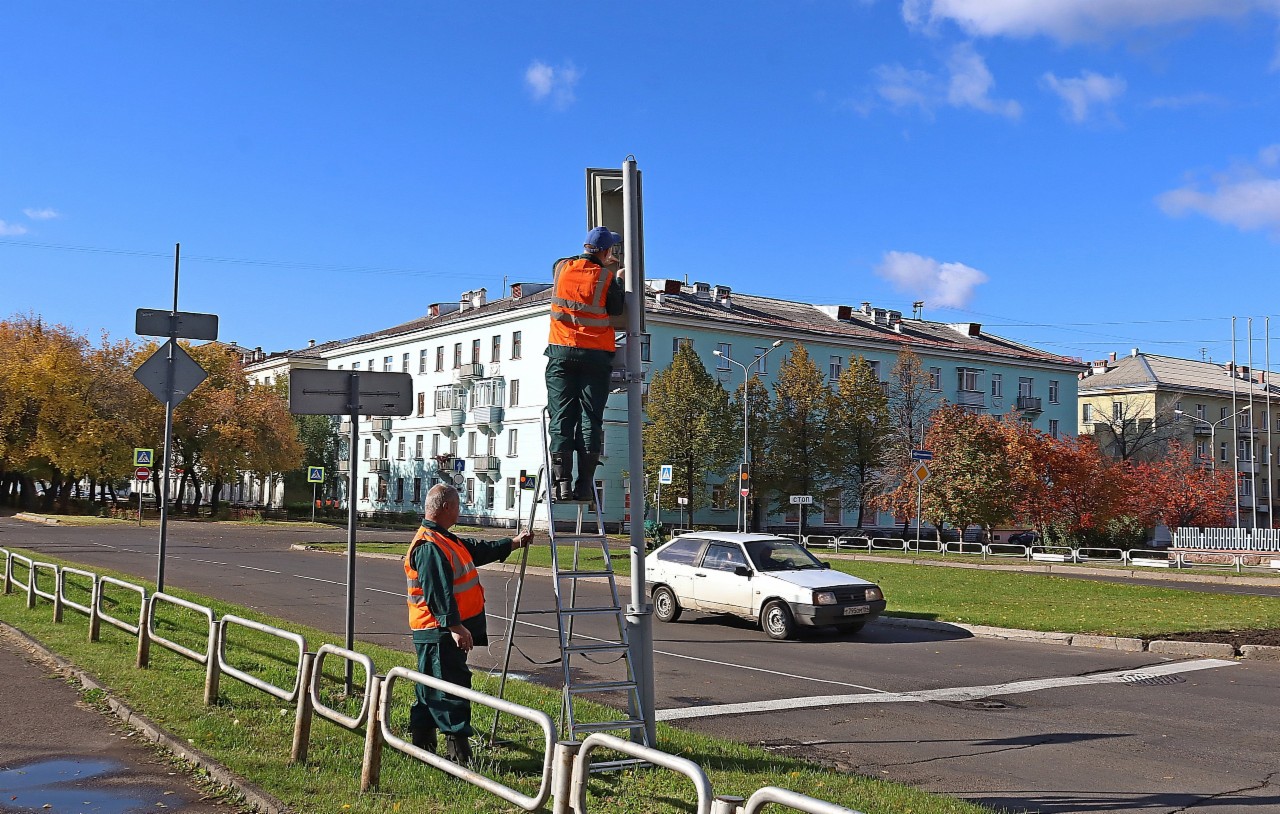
top-left (745, 539), bottom-right (824, 571)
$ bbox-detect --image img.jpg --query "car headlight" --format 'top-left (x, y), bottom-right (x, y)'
top-left (864, 586), bottom-right (883, 602)
top-left (814, 591), bottom-right (836, 606)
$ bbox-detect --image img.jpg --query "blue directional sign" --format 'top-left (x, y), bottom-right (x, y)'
top-left (453, 458), bottom-right (466, 473)
top-left (910, 449), bottom-right (934, 461)
top-left (659, 464), bottom-right (673, 485)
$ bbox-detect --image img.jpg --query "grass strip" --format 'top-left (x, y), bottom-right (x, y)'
top-left (0, 545), bottom-right (992, 814)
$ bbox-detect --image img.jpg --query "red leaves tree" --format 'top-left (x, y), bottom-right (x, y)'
top-left (1129, 441), bottom-right (1234, 530)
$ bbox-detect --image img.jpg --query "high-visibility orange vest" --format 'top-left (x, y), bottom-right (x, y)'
top-left (404, 525), bottom-right (485, 630)
top-left (548, 256), bottom-right (615, 352)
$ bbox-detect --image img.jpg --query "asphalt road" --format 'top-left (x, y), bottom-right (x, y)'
top-left (3, 517), bottom-right (1279, 814)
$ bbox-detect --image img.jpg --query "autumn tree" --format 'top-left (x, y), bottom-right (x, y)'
top-left (918, 405), bottom-right (1018, 535)
top-left (1089, 394), bottom-right (1181, 462)
top-left (729, 375), bottom-right (772, 531)
top-left (876, 348), bottom-right (942, 533)
top-left (1131, 442), bottom-right (1234, 530)
top-left (760, 345), bottom-right (836, 535)
top-left (643, 342), bottom-right (739, 515)
top-left (827, 357), bottom-right (892, 527)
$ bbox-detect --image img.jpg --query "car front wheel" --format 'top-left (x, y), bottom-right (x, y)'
top-left (762, 600), bottom-right (796, 640)
top-left (653, 586), bottom-right (682, 623)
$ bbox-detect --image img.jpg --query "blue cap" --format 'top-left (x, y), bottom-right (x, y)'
top-left (585, 226), bottom-right (621, 251)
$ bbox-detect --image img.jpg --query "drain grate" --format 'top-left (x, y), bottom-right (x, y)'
top-left (1120, 673), bottom-right (1186, 687)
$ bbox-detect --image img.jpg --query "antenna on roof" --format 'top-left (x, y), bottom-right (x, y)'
top-left (912, 301), bottom-right (924, 320)
top-left (1201, 347), bottom-right (1207, 362)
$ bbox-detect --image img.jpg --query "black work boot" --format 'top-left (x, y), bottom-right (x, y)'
top-left (444, 734), bottom-right (473, 764)
top-left (573, 453), bottom-right (599, 502)
top-left (409, 727), bottom-right (437, 753)
top-left (550, 454), bottom-right (574, 501)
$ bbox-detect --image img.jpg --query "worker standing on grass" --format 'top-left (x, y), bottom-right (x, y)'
top-left (545, 226), bottom-right (626, 501)
top-left (405, 484), bottom-right (533, 763)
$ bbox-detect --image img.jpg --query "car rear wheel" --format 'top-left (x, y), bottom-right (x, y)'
top-left (762, 600), bottom-right (796, 640)
top-left (653, 586), bottom-right (682, 623)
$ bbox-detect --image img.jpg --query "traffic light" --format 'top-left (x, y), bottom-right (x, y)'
top-left (739, 463), bottom-right (750, 484)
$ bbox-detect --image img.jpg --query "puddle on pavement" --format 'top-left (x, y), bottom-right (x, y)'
top-left (0, 758), bottom-right (154, 813)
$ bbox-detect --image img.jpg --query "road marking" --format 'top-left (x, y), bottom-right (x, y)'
top-left (236, 564), bottom-right (280, 574)
top-left (191, 558), bottom-right (227, 566)
top-left (655, 658), bottom-right (1238, 721)
top-left (293, 574), bottom-right (343, 585)
top-left (365, 587), bottom-right (401, 597)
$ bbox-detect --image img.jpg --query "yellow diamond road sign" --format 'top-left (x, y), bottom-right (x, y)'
top-left (912, 463), bottom-right (931, 484)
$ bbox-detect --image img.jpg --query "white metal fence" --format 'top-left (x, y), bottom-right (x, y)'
top-left (1173, 527), bottom-right (1280, 551)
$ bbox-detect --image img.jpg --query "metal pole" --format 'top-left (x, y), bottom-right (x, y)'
top-left (138, 478), bottom-right (143, 526)
top-left (311, 482), bottom-right (317, 523)
top-left (156, 243), bottom-right (180, 593)
top-left (622, 156), bottom-right (655, 744)
top-left (1268, 317), bottom-right (1275, 528)
top-left (345, 374), bottom-right (360, 693)
top-left (656, 481), bottom-right (661, 531)
top-left (1233, 316), bottom-right (1241, 529)
top-left (1250, 317), bottom-right (1259, 530)
top-left (741, 364), bottom-right (749, 533)
top-left (915, 479), bottom-right (923, 546)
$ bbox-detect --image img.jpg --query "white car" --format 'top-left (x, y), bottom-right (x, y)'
top-left (645, 532), bottom-right (886, 640)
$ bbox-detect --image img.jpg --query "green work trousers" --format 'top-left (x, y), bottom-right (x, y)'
top-left (545, 356), bottom-right (611, 455)
top-left (409, 637), bottom-right (473, 737)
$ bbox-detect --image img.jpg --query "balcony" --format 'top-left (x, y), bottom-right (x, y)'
top-left (369, 458), bottom-right (390, 475)
top-left (1016, 395), bottom-right (1043, 413)
top-left (955, 391), bottom-right (986, 409)
top-left (468, 378), bottom-right (506, 433)
top-left (468, 455), bottom-right (501, 482)
top-left (339, 420), bottom-right (352, 435)
top-left (434, 385), bottom-right (467, 439)
top-left (471, 404), bottom-right (505, 432)
top-left (372, 417), bottom-right (393, 435)
top-left (453, 362), bottom-right (484, 388)
top-left (1193, 424), bottom-right (1213, 436)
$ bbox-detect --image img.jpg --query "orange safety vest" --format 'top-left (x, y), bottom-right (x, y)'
top-left (548, 256), bottom-right (615, 352)
top-left (404, 525), bottom-right (485, 630)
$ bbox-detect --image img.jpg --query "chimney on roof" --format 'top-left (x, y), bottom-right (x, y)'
top-left (1131, 347), bottom-right (1140, 357)
top-left (1242, 365), bottom-right (1250, 379)
top-left (1109, 352), bottom-right (1117, 362)
top-left (472, 288), bottom-right (487, 309)
top-left (308, 339), bottom-right (316, 348)
top-left (836, 305), bottom-right (853, 321)
top-left (1228, 362), bottom-right (1236, 374)
top-left (861, 302), bottom-right (872, 315)
top-left (429, 302), bottom-right (461, 319)
top-left (693, 281), bottom-right (712, 300)
top-left (713, 285), bottom-right (732, 308)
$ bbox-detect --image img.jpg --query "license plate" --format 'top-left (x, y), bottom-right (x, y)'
top-left (843, 605), bottom-right (870, 616)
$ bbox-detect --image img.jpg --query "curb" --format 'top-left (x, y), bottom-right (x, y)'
top-left (301, 544), bottom-right (1270, 660)
top-left (14, 512), bottom-right (60, 525)
top-left (0, 622), bottom-right (290, 814)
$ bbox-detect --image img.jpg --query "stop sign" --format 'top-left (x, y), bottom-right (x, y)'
top-left (135, 467), bottom-right (151, 481)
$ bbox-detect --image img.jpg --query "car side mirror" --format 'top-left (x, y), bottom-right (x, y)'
top-left (821, 561), bottom-right (832, 569)
top-left (734, 566), bottom-right (752, 578)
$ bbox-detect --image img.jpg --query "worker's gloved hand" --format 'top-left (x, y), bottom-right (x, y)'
top-left (449, 624), bottom-right (474, 652)
top-left (513, 530), bottom-right (534, 549)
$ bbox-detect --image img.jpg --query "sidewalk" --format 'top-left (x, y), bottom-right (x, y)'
top-left (0, 627), bottom-right (241, 814)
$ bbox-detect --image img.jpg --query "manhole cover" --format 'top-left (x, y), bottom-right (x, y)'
top-left (1120, 673), bottom-right (1186, 686)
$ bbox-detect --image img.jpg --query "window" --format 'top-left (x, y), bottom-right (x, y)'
top-left (830, 356), bottom-right (843, 380)
top-left (413, 477), bottom-right (422, 503)
top-left (1083, 403), bottom-right (1094, 423)
top-left (656, 538), bottom-right (702, 565)
top-left (505, 477), bottom-right (516, 510)
top-left (361, 477), bottom-right (369, 500)
top-left (716, 343), bottom-right (731, 370)
top-left (512, 331), bottom-right (522, 359)
top-left (1239, 439), bottom-right (1253, 462)
top-left (507, 429), bottom-right (518, 456)
top-left (1221, 442), bottom-right (1229, 462)
top-left (363, 438), bottom-right (371, 459)
top-left (491, 335), bottom-right (501, 362)
top-left (402, 353), bottom-right (410, 373)
top-left (431, 434), bottom-right (440, 456)
top-left (868, 360), bottom-right (881, 379)
top-left (640, 333), bottom-right (651, 362)
top-left (1240, 476), bottom-right (1253, 498)
top-left (673, 337), bottom-right (692, 354)
top-left (1049, 380), bottom-right (1060, 404)
top-left (415, 434), bottom-right (424, 459)
top-left (1263, 445), bottom-right (1271, 465)
top-left (435, 346), bottom-right (444, 372)
top-left (384, 356), bottom-right (393, 372)
top-left (368, 358), bottom-right (374, 372)
top-left (449, 437), bottom-right (458, 456)
top-left (1197, 440), bottom-right (1208, 459)
top-left (958, 368), bottom-right (980, 392)
top-left (419, 349), bottom-right (428, 373)
top-left (1221, 406), bottom-right (1229, 420)
top-left (397, 437), bottom-right (406, 459)
top-left (929, 367), bottom-right (942, 391)
top-left (465, 477), bottom-right (475, 503)
top-left (467, 431), bottom-right (477, 456)
top-left (453, 343), bottom-right (462, 368)
top-left (487, 435), bottom-right (497, 457)
top-left (700, 543), bottom-right (747, 572)
top-left (395, 477), bottom-right (404, 502)
top-left (352, 361), bottom-right (361, 370)
top-left (1196, 403), bottom-right (1206, 419)
top-left (1113, 401), bottom-right (1124, 421)
top-left (753, 347), bottom-right (769, 374)
top-left (509, 379), bottom-right (520, 406)
top-left (1240, 411), bottom-right (1253, 431)
top-left (1020, 377), bottom-right (1034, 398)
top-left (823, 492), bottom-right (842, 526)
top-left (1049, 419), bottom-right (1059, 439)
top-left (710, 482), bottom-right (732, 510)
top-left (485, 482), bottom-right (495, 508)
top-left (377, 478), bottom-right (388, 501)
top-left (417, 392), bottom-right (426, 417)
top-left (471, 339), bottom-right (481, 364)
top-left (991, 373), bottom-right (1003, 399)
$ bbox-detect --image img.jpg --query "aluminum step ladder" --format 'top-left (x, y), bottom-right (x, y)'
top-left (490, 409), bottom-right (648, 767)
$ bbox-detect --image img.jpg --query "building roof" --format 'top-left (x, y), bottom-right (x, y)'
top-left (1078, 351), bottom-right (1280, 398)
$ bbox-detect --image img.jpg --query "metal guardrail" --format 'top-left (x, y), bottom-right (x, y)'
top-left (55, 566), bottom-right (96, 623)
top-left (94, 576), bottom-right (147, 636)
top-left (985, 543), bottom-right (1028, 559)
top-left (1074, 547), bottom-right (1124, 563)
top-left (905, 538), bottom-right (942, 554)
top-left (943, 541), bottom-right (984, 555)
top-left (146, 591), bottom-right (220, 704)
top-left (835, 537), bottom-right (870, 553)
top-left (1029, 545), bottom-right (1073, 562)
top-left (30, 561), bottom-right (58, 605)
top-left (805, 535), bottom-right (838, 550)
top-left (869, 537), bottom-right (905, 552)
top-left (377, 665), bottom-right (556, 810)
top-left (9, 554), bottom-right (33, 606)
top-left (217, 614), bottom-right (306, 702)
top-left (0, 547), bottom-right (9, 594)
top-left (572, 732), bottom-right (712, 814)
top-left (741, 786), bottom-right (864, 814)
top-left (310, 644), bottom-right (375, 730)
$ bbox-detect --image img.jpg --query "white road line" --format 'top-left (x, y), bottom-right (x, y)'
top-left (293, 574), bottom-right (343, 585)
top-left (236, 564), bottom-right (280, 574)
top-left (655, 658), bottom-right (1238, 721)
top-left (191, 558), bottom-right (227, 566)
top-left (365, 587), bottom-right (401, 597)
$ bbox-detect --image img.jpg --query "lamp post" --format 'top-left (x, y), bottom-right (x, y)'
top-left (714, 339), bottom-right (785, 533)
top-left (1175, 404), bottom-right (1251, 529)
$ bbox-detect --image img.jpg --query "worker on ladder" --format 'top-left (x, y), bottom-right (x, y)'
top-left (545, 226), bottom-right (626, 501)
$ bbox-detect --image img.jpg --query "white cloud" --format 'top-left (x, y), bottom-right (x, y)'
top-left (875, 250), bottom-right (988, 308)
top-left (1146, 92), bottom-right (1223, 111)
top-left (524, 60), bottom-right (581, 110)
top-left (1041, 70), bottom-right (1126, 123)
top-left (1157, 145), bottom-right (1280, 233)
top-left (902, 0), bottom-right (1268, 43)
top-left (0, 220), bottom-right (29, 236)
top-left (873, 43), bottom-right (1019, 119)
top-left (23, 207), bottom-right (60, 220)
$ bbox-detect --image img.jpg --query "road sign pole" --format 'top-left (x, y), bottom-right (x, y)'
top-left (154, 243), bottom-right (181, 594)
top-left (656, 482), bottom-right (661, 531)
top-left (312, 482), bottom-right (317, 523)
top-left (138, 478), bottom-right (143, 526)
top-left (345, 373), bottom-right (360, 694)
top-left (916, 479), bottom-right (923, 546)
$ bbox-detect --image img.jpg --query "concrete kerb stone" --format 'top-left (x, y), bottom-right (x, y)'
top-left (0, 622), bottom-right (289, 814)
top-left (14, 512), bottom-right (60, 525)
top-left (1148, 639), bottom-right (1238, 659)
top-left (1240, 644), bottom-right (1280, 661)
top-left (1069, 633), bottom-right (1145, 652)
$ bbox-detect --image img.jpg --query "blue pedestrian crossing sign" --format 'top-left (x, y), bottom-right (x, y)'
top-left (307, 467), bottom-right (325, 483)
top-left (519, 470), bottom-right (537, 490)
top-left (659, 464), bottom-right (673, 485)
top-left (134, 448), bottom-right (154, 466)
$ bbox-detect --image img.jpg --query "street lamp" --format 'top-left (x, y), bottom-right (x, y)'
top-left (1175, 404), bottom-right (1251, 529)
top-left (714, 339), bottom-right (785, 533)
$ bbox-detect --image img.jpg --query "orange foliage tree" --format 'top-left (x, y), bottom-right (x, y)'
top-left (1129, 442), bottom-right (1234, 530)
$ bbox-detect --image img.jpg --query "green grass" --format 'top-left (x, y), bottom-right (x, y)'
top-left (0, 545), bottom-right (992, 814)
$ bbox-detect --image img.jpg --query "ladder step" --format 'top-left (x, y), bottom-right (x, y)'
top-left (563, 642), bottom-right (630, 655)
top-left (552, 535), bottom-right (609, 545)
top-left (557, 570), bottom-right (615, 580)
top-left (571, 719), bottom-right (646, 734)
top-left (587, 757), bottom-right (651, 773)
top-left (561, 606), bottom-right (623, 616)
top-left (567, 680), bottom-right (637, 695)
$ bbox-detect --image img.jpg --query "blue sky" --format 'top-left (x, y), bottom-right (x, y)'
top-left (4, 1), bottom-right (1280, 364)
